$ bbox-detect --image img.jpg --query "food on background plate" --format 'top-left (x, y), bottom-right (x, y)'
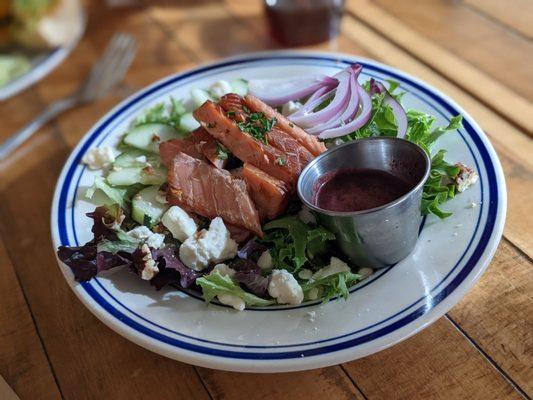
top-left (0, 0), bottom-right (84, 87)
top-left (57, 68), bottom-right (478, 310)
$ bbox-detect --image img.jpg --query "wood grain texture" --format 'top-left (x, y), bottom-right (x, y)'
top-left (346, 0), bottom-right (533, 134)
top-left (448, 239), bottom-right (533, 394)
top-left (464, 0), bottom-right (533, 39)
top-left (374, 0), bottom-right (533, 99)
top-left (198, 367), bottom-right (366, 399)
top-left (342, 318), bottom-right (523, 400)
top-left (0, 238), bottom-right (61, 400)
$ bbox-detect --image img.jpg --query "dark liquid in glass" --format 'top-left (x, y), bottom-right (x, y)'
top-left (265, 0), bottom-right (345, 46)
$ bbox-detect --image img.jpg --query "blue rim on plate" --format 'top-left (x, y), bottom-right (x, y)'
top-left (51, 52), bottom-right (506, 370)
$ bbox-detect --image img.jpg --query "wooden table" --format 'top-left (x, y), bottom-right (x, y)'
top-left (0, 1), bottom-right (531, 399)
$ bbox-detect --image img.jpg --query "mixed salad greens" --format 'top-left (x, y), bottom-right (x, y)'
top-left (57, 69), bottom-right (477, 311)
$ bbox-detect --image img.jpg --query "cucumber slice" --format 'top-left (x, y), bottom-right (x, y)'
top-left (107, 166), bottom-right (167, 186)
top-left (190, 88), bottom-right (213, 108)
top-left (231, 79), bottom-right (248, 96)
top-left (124, 123), bottom-right (180, 153)
top-left (132, 186), bottom-right (168, 227)
top-left (86, 177), bottom-right (127, 207)
top-left (179, 112), bottom-right (200, 133)
top-left (114, 149), bottom-right (159, 168)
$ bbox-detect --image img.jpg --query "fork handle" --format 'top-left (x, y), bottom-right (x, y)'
top-left (0, 96), bottom-right (79, 160)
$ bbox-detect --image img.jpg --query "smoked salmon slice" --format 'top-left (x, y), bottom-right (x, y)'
top-left (241, 163), bottom-right (289, 221)
top-left (159, 127), bottom-right (227, 169)
top-left (167, 152), bottom-right (262, 237)
top-left (219, 94), bottom-right (314, 170)
top-left (244, 94), bottom-right (326, 156)
top-left (193, 100), bottom-right (299, 186)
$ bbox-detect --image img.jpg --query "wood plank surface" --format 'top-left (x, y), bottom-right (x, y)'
top-left (346, 0), bottom-right (533, 135)
top-left (464, 0), bottom-right (533, 39)
top-left (0, 238), bottom-right (62, 400)
top-left (373, 0), bottom-right (533, 99)
top-left (198, 367), bottom-right (366, 400)
top-left (448, 239), bottom-right (533, 394)
top-left (0, 1), bottom-right (531, 399)
top-left (343, 318), bottom-right (523, 400)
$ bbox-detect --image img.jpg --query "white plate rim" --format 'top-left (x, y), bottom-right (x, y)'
top-left (50, 50), bottom-right (506, 372)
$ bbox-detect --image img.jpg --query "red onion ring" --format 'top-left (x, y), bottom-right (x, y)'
top-left (248, 75), bottom-right (337, 106)
top-left (289, 70), bottom-right (352, 128)
top-left (318, 82), bottom-right (373, 139)
top-left (371, 80), bottom-right (407, 139)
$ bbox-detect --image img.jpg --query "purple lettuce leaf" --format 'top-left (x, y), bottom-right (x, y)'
top-left (57, 243), bottom-right (98, 281)
top-left (230, 258), bottom-right (270, 298)
top-left (150, 247), bottom-right (203, 290)
top-left (86, 206), bottom-right (119, 241)
top-left (237, 239), bottom-right (267, 262)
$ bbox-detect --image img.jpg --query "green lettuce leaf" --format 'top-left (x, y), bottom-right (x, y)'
top-left (263, 216), bottom-right (335, 272)
top-left (196, 271), bottom-right (274, 307)
top-left (302, 271), bottom-right (362, 303)
top-left (134, 97), bottom-right (186, 129)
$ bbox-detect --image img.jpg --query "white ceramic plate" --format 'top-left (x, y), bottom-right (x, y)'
top-left (51, 51), bottom-right (506, 372)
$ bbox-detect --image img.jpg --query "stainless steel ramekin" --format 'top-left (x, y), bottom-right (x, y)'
top-left (297, 137), bottom-right (431, 268)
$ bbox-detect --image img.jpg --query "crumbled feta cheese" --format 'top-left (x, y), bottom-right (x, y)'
top-left (312, 257), bottom-right (350, 280)
top-left (455, 163), bottom-right (479, 192)
top-left (257, 250), bottom-right (273, 271)
top-left (179, 217), bottom-right (238, 271)
top-left (307, 287), bottom-right (319, 300)
top-left (298, 268), bottom-right (313, 280)
top-left (357, 267), bottom-right (373, 279)
top-left (127, 226), bottom-right (153, 240)
top-left (281, 101), bottom-right (302, 116)
top-left (212, 263), bottom-right (235, 278)
top-left (146, 233), bottom-right (165, 249)
top-left (209, 80), bottom-right (233, 98)
top-left (135, 155), bottom-right (147, 164)
top-left (139, 243), bottom-right (159, 280)
top-left (298, 206), bottom-right (317, 225)
top-left (82, 146), bottom-right (115, 170)
top-left (161, 206), bottom-right (197, 242)
top-left (217, 294), bottom-right (245, 311)
top-left (268, 269), bottom-right (304, 305)
top-left (126, 226), bottom-right (165, 249)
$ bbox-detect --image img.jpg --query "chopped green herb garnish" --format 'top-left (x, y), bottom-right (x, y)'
top-left (242, 105), bottom-right (250, 114)
top-left (206, 122), bottom-right (217, 128)
top-left (216, 143), bottom-right (230, 160)
top-left (226, 111), bottom-right (235, 118)
top-left (288, 122), bottom-right (294, 128)
top-left (276, 156), bottom-right (286, 166)
top-left (236, 112), bottom-right (276, 145)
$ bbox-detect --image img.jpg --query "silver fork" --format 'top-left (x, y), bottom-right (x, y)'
top-left (0, 33), bottom-right (137, 160)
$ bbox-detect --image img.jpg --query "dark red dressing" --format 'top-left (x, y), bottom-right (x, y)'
top-left (313, 168), bottom-right (413, 212)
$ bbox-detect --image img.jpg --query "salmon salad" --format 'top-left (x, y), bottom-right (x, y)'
top-left (57, 65), bottom-right (478, 310)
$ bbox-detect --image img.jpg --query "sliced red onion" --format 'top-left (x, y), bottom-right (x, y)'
top-left (318, 82), bottom-right (372, 139)
top-left (290, 86), bottom-right (336, 119)
top-left (307, 69), bottom-right (360, 134)
top-left (372, 80), bottom-right (407, 139)
top-left (248, 75), bottom-right (337, 106)
top-left (289, 70), bottom-right (352, 128)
